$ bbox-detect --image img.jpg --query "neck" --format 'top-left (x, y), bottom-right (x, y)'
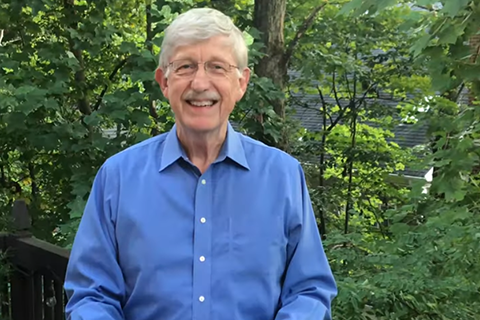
top-left (176, 123), bottom-right (228, 173)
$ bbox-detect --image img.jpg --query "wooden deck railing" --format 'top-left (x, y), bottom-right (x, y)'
top-left (0, 200), bottom-right (70, 320)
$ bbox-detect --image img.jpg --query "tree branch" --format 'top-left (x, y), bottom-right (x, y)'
top-left (64, 0), bottom-right (91, 115)
top-left (344, 100), bottom-right (358, 235)
top-left (471, 38), bottom-right (480, 64)
top-left (454, 82), bottom-right (466, 103)
top-left (283, 3), bottom-right (327, 66)
top-left (93, 57), bottom-right (129, 111)
top-left (327, 69), bottom-right (349, 131)
top-left (28, 163), bottom-right (37, 200)
top-left (356, 82), bottom-right (377, 109)
top-left (413, 5), bottom-right (437, 12)
top-left (331, 69), bottom-right (343, 109)
top-left (145, 2), bottom-right (159, 136)
top-left (366, 198), bottom-right (386, 238)
top-left (317, 86), bottom-right (333, 125)
top-left (344, 73), bottom-right (352, 100)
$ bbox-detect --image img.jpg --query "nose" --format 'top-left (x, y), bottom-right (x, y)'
top-left (190, 64), bottom-right (211, 92)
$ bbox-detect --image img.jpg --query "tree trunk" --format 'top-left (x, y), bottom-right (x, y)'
top-left (253, 0), bottom-right (287, 119)
top-left (344, 102), bottom-right (358, 235)
top-left (252, 1), bottom-right (327, 150)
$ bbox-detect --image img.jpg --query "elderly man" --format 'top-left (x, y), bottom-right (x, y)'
top-left (64, 7), bottom-right (337, 320)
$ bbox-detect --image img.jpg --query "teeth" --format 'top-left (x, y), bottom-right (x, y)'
top-left (189, 100), bottom-right (215, 107)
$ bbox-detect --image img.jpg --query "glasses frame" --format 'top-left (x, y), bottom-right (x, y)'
top-left (167, 59), bottom-right (240, 77)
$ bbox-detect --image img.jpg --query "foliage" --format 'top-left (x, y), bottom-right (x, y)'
top-left (0, 0), bottom-right (282, 245)
top-left (329, 0), bottom-right (480, 318)
top-left (287, 3), bottom-right (424, 237)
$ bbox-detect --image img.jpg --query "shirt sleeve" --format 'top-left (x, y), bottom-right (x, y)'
top-left (275, 163), bottom-right (338, 320)
top-left (64, 162), bottom-right (125, 320)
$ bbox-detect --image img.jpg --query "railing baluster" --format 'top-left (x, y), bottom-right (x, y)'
top-left (43, 274), bottom-right (54, 320)
top-left (54, 280), bottom-right (64, 320)
top-left (11, 268), bottom-right (35, 320)
top-left (3, 200), bottom-right (71, 320)
top-left (1, 273), bottom-right (10, 319)
top-left (9, 270), bottom-right (21, 320)
top-left (34, 272), bottom-right (43, 320)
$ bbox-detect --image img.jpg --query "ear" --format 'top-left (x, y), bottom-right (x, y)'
top-left (235, 67), bottom-right (251, 102)
top-left (155, 67), bottom-right (169, 99)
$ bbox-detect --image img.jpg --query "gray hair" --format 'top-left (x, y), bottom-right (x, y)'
top-left (158, 8), bottom-right (248, 78)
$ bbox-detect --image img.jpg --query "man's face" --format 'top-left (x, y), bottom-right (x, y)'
top-left (155, 35), bottom-right (250, 135)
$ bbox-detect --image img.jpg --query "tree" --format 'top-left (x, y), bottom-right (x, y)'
top-left (287, 2), bottom-right (427, 237)
top-left (328, 0), bottom-right (480, 318)
top-left (252, 0), bottom-right (332, 150)
top-left (0, 0), bottom-right (182, 243)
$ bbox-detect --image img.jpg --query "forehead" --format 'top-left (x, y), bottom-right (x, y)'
top-left (170, 35), bottom-right (235, 62)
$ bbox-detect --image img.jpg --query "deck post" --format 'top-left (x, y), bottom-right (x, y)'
top-left (10, 200), bottom-right (35, 320)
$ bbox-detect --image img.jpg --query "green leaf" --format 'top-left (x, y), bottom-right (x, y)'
top-left (84, 112), bottom-right (101, 126)
top-left (133, 131), bottom-right (151, 143)
top-left (377, 0), bottom-right (397, 12)
top-left (44, 98), bottom-right (59, 110)
top-left (28, 133), bottom-right (59, 150)
top-left (67, 197), bottom-right (87, 219)
top-left (17, 101), bottom-right (39, 115)
top-left (14, 85), bottom-right (36, 96)
top-left (411, 34), bottom-right (431, 57)
top-left (110, 109), bottom-right (129, 121)
top-left (458, 65), bottom-right (480, 81)
top-left (442, 0), bottom-right (470, 17)
top-left (437, 24), bottom-right (466, 45)
top-left (243, 31), bottom-right (254, 46)
top-left (120, 42), bottom-right (139, 54)
top-left (3, 112), bottom-right (27, 133)
top-left (131, 71), bottom-right (155, 82)
top-left (337, 0), bottom-right (365, 16)
top-left (131, 109), bottom-right (152, 127)
top-left (152, 35), bottom-right (164, 48)
top-left (431, 73), bottom-right (453, 93)
top-left (140, 49), bottom-right (157, 63)
top-left (0, 96), bottom-right (17, 109)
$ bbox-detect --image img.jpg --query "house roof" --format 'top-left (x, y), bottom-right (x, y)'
top-left (285, 68), bottom-right (473, 178)
top-left (288, 91), bottom-right (430, 177)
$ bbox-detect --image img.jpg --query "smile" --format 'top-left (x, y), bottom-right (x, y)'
top-left (186, 100), bottom-right (219, 107)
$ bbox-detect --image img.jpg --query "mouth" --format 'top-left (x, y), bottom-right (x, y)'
top-left (186, 100), bottom-right (219, 108)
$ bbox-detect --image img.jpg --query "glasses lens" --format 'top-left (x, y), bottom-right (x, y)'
top-left (174, 60), bottom-right (196, 75)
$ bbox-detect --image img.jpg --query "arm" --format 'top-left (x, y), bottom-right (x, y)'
top-left (64, 162), bottom-right (125, 320)
top-left (275, 164), bottom-right (337, 320)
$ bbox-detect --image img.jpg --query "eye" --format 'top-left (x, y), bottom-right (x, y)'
top-left (210, 62), bottom-right (227, 70)
top-left (177, 63), bottom-right (194, 71)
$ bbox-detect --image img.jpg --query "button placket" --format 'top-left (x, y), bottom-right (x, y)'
top-left (192, 174), bottom-right (213, 319)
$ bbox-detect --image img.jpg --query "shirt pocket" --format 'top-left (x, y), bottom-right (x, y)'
top-left (229, 205), bottom-right (288, 278)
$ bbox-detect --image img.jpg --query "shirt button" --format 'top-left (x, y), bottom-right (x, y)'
top-left (201, 179), bottom-right (206, 185)
top-left (199, 296), bottom-right (205, 302)
top-left (199, 256), bottom-right (205, 262)
top-left (200, 217), bottom-right (206, 223)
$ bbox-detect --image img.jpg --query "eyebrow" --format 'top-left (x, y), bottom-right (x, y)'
top-left (174, 56), bottom-right (231, 63)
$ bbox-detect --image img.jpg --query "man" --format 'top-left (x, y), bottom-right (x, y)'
top-left (64, 7), bottom-right (337, 320)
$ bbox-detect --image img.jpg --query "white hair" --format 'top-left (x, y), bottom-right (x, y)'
top-left (158, 8), bottom-right (248, 78)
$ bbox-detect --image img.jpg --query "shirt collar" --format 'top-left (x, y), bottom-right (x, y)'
top-left (159, 122), bottom-right (250, 172)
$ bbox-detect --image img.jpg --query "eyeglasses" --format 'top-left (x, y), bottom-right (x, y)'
top-left (167, 59), bottom-right (239, 77)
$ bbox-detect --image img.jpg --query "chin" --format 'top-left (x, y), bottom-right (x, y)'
top-left (183, 120), bottom-right (226, 134)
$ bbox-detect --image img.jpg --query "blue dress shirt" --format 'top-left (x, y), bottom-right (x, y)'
top-left (64, 123), bottom-right (337, 320)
